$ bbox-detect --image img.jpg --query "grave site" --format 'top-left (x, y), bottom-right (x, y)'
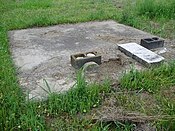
top-left (8, 20), bottom-right (175, 130)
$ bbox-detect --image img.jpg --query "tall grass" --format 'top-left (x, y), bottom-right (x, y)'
top-left (50, 116), bottom-right (135, 130)
top-left (46, 70), bottom-right (110, 115)
top-left (119, 0), bottom-right (175, 39)
top-left (120, 62), bottom-right (175, 92)
top-left (135, 0), bottom-right (175, 19)
top-left (0, 69), bottom-right (110, 130)
top-left (119, 62), bottom-right (175, 130)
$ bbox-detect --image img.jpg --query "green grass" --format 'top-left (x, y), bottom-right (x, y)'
top-left (135, 0), bottom-right (175, 19)
top-left (119, 62), bottom-right (175, 130)
top-left (114, 90), bottom-right (175, 130)
top-left (118, 0), bottom-right (175, 39)
top-left (46, 70), bottom-right (110, 115)
top-left (1, 0), bottom-right (119, 29)
top-left (0, 1), bottom-right (118, 130)
top-left (120, 62), bottom-right (175, 92)
top-left (48, 116), bottom-right (135, 130)
top-left (5, 70), bottom-right (110, 130)
top-left (0, 0), bottom-right (175, 130)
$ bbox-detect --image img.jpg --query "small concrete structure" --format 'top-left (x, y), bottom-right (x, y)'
top-left (140, 37), bottom-right (164, 49)
top-left (71, 51), bottom-right (101, 69)
top-left (9, 21), bottom-right (167, 100)
top-left (118, 43), bottom-right (164, 66)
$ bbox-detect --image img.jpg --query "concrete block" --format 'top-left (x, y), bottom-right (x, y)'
top-left (140, 37), bottom-right (164, 49)
top-left (71, 51), bottom-right (101, 69)
top-left (118, 43), bottom-right (164, 66)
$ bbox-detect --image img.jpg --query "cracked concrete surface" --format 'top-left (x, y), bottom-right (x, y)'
top-left (9, 20), bottom-right (173, 100)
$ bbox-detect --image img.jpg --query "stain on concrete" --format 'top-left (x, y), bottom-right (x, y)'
top-left (8, 21), bottom-right (173, 100)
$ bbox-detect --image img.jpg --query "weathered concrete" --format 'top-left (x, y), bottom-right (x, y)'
top-left (71, 51), bottom-right (101, 69)
top-left (9, 20), bottom-right (167, 100)
top-left (118, 43), bottom-right (164, 66)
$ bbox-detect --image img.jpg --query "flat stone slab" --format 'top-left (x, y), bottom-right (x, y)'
top-left (9, 20), bottom-right (168, 100)
top-left (118, 43), bottom-right (164, 66)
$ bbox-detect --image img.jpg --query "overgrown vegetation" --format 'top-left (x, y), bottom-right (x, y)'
top-left (46, 70), bottom-right (110, 115)
top-left (119, 62), bottom-right (175, 130)
top-left (48, 116), bottom-right (135, 130)
top-left (120, 62), bottom-right (175, 92)
top-left (1, 70), bottom-right (110, 130)
top-left (0, 0), bottom-right (175, 130)
top-left (135, 0), bottom-right (175, 19)
top-left (119, 0), bottom-right (175, 39)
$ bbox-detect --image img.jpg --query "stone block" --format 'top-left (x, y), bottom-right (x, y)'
top-left (118, 43), bottom-right (164, 66)
top-left (140, 37), bottom-right (164, 49)
top-left (71, 51), bottom-right (101, 69)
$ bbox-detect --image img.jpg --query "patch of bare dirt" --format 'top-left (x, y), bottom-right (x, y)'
top-left (161, 86), bottom-right (175, 100)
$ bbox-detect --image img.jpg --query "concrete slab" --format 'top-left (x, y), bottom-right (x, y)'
top-left (118, 43), bottom-right (164, 66)
top-left (9, 20), bottom-right (166, 100)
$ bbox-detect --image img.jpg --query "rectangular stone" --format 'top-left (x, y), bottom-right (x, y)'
top-left (118, 43), bottom-right (164, 66)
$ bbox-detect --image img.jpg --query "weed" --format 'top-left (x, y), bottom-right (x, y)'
top-left (46, 70), bottom-right (110, 115)
top-left (156, 120), bottom-right (175, 131)
top-left (49, 116), bottom-right (135, 131)
top-left (120, 62), bottom-right (175, 92)
top-left (119, 62), bottom-right (175, 130)
top-left (135, 0), bottom-right (175, 19)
